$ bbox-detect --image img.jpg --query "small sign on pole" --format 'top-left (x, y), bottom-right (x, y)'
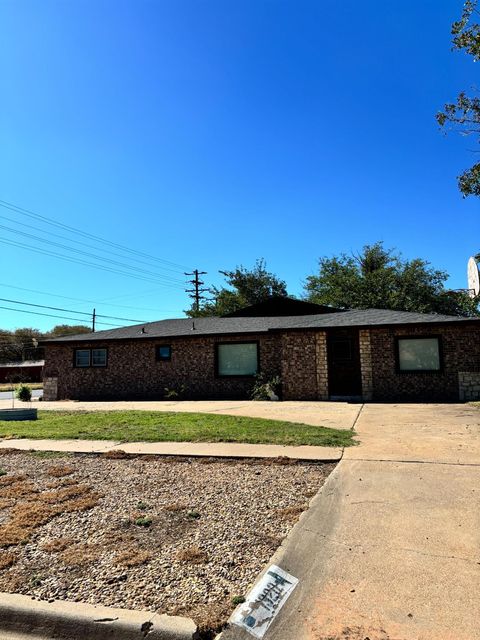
top-left (231, 565), bottom-right (298, 638)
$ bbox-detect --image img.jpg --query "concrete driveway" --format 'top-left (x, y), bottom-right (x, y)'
top-left (222, 403), bottom-right (480, 640)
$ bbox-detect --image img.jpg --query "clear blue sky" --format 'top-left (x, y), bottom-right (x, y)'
top-left (0, 0), bottom-right (478, 332)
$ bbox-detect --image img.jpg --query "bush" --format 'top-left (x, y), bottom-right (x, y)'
top-left (163, 384), bottom-right (187, 400)
top-left (15, 384), bottom-right (32, 402)
top-left (250, 374), bottom-right (282, 401)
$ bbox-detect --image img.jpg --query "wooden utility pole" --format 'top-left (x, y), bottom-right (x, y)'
top-left (185, 270), bottom-right (208, 312)
top-left (92, 308), bottom-right (96, 332)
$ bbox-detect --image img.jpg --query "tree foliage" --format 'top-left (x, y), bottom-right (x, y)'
top-left (186, 258), bottom-right (288, 317)
top-left (0, 324), bottom-right (91, 363)
top-left (436, 0), bottom-right (480, 196)
top-left (304, 242), bottom-right (480, 317)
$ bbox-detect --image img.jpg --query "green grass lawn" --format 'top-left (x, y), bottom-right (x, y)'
top-left (0, 383), bottom-right (43, 392)
top-left (0, 410), bottom-right (356, 447)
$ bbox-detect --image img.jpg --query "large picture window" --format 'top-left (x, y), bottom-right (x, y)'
top-left (397, 337), bottom-right (441, 372)
top-left (216, 342), bottom-right (258, 376)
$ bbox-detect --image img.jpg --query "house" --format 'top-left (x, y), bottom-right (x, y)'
top-left (40, 299), bottom-right (480, 403)
top-left (0, 360), bottom-right (45, 384)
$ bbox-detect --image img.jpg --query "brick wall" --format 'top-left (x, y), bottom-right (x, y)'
top-left (43, 323), bottom-right (480, 402)
top-left (369, 324), bottom-right (480, 401)
top-left (280, 331), bottom-right (319, 400)
top-left (43, 333), bottom-right (281, 401)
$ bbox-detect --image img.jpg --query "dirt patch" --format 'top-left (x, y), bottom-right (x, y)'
top-left (0, 452), bottom-right (335, 635)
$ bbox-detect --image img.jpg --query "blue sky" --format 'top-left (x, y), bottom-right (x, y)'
top-left (0, 0), bottom-right (478, 332)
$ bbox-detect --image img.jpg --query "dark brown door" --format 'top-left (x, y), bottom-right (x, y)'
top-left (327, 329), bottom-right (362, 396)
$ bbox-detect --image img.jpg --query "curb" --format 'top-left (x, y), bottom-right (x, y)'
top-left (0, 592), bottom-right (197, 640)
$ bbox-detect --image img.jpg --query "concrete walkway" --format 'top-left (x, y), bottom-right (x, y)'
top-left (222, 403), bottom-right (480, 640)
top-left (0, 437), bottom-right (342, 461)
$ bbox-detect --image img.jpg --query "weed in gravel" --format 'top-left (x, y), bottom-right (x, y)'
top-left (163, 502), bottom-right (186, 512)
top-left (101, 450), bottom-right (130, 459)
top-left (0, 480), bottom-right (37, 499)
top-left (276, 504), bottom-right (307, 522)
top-left (11, 502), bottom-right (56, 528)
top-left (303, 489), bottom-right (317, 498)
top-left (177, 545), bottom-right (208, 564)
top-left (186, 510), bottom-right (201, 520)
top-left (134, 516), bottom-right (153, 528)
top-left (231, 595), bottom-right (245, 606)
top-left (0, 469), bottom-right (6, 477)
top-left (42, 537), bottom-right (76, 552)
top-left (30, 574), bottom-right (43, 587)
top-left (60, 544), bottom-right (102, 567)
top-left (0, 498), bottom-right (14, 510)
top-left (47, 465), bottom-right (75, 478)
top-left (0, 475), bottom-right (100, 548)
top-left (115, 548), bottom-right (152, 567)
top-left (136, 501), bottom-right (150, 511)
top-left (41, 484), bottom-right (90, 504)
top-left (0, 550), bottom-right (17, 569)
top-left (0, 474), bottom-right (28, 487)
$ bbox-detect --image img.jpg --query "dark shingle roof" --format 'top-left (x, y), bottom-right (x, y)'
top-left (41, 309), bottom-right (480, 344)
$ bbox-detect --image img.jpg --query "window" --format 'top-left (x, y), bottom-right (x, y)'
top-left (216, 342), bottom-right (258, 376)
top-left (92, 348), bottom-right (107, 367)
top-left (397, 337), bottom-right (441, 372)
top-left (75, 349), bottom-right (90, 368)
top-left (74, 348), bottom-right (107, 368)
top-left (156, 345), bottom-right (172, 361)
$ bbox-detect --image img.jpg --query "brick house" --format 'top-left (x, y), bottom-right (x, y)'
top-left (40, 300), bottom-right (480, 403)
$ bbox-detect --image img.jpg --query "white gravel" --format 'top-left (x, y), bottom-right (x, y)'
top-left (0, 451), bottom-right (335, 633)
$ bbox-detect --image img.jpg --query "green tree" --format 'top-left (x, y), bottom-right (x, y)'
top-left (436, 0), bottom-right (480, 196)
top-left (304, 242), bottom-right (480, 317)
top-left (45, 324), bottom-right (91, 337)
top-left (0, 328), bottom-right (43, 363)
top-left (186, 258), bottom-right (288, 317)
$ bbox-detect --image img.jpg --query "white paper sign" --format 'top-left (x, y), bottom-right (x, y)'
top-left (231, 565), bottom-right (298, 638)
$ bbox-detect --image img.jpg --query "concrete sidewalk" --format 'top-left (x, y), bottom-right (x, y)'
top-left (222, 403), bottom-right (480, 640)
top-left (0, 437), bottom-right (343, 461)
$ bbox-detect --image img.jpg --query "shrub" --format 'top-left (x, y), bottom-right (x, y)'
top-left (250, 374), bottom-right (282, 401)
top-left (163, 384), bottom-right (187, 400)
top-left (15, 384), bottom-right (32, 402)
top-left (134, 516), bottom-right (152, 528)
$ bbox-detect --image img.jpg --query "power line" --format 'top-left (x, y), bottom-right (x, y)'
top-left (0, 199), bottom-right (192, 272)
top-left (0, 297), bottom-right (147, 323)
top-left (0, 282), bottom-right (181, 314)
top-left (0, 305), bottom-right (122, 327)
top-left (0, 212), bottom-right (186, 278)
top-left (0, 237), bottom-right (186, 289)
top-left (0, 224), bottom-right (186, 285)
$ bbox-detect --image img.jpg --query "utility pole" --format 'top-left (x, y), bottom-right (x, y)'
top-left (185, 270), bottom-right (208, 312)
top-left (92, 308), bottom-right (96, 332)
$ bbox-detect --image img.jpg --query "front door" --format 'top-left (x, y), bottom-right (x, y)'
top-left (327, 329), bottom-right (362, 397)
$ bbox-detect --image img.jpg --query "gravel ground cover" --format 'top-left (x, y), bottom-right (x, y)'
top-left (0, 449), bottom-right (335, 636)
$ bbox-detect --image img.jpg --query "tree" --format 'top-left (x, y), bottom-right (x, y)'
top-left (186, 258), bottom-right (288, 317)
top-left (304, 242), bottom-right (480, 317)
top-left (436, 0), bottom-right (480, 196)
top-left (0, 328), bottom-right (43, 363)
top-left (0, 324), bottom-right (91, 363)
top-left (45, 325), bottom-right (91, 337)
